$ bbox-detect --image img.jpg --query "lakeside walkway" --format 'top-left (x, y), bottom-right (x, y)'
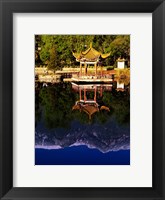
top-left (35, 67), bottom-right (116, 83)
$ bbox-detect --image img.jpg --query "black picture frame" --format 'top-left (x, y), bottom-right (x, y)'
top-left (0, 0), bottom-right (165, 199)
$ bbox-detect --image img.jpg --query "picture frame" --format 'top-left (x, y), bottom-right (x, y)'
top-left (0, 0), bottom-right (165, 199)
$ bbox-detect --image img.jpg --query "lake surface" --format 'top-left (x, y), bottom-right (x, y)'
top-left (35, 82), bottom-right (130, 165)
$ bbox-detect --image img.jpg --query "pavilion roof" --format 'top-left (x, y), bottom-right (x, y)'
top-left (73, 43), bottom-right (111, 62)
top-left (72, 103), bottom-right (99, 119)
top-left (72, 101), bottom-right (110, 119)
top-left (116, 58), bottom-right (126, 62)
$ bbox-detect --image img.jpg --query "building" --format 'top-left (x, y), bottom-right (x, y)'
top-left (116, 58), bottom-right (126, 69)
top-left (72, 43), bottom-right (110, 77)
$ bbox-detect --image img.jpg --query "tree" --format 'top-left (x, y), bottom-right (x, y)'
top-left (36, 35), bottom-right (130, 69)
top-left (109, 35), bottom-right (130, 67)
top-left (48, 46), bottom-right (58, 70)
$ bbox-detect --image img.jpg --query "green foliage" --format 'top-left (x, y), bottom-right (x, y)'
top-left (109, 35), bottom-right (130, 66)
top-left (36, 35), bottom-right (130, 69)
top-left (48, 46), bottom-right (58, 70)
top-left (114, 68), bottom-right (130, 85)
top-left (103, 90), bottom-right (130, 124)
top-left (39, 83), bottom-right (76, 129)
top-left (106, 66), bottom-right (114, 70)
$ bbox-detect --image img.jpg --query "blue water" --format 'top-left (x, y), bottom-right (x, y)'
top-left (35, 146), bottom-right (130, 165)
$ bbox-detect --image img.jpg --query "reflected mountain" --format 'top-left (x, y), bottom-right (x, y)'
top-left (35, 118), bottom-right (130, 153)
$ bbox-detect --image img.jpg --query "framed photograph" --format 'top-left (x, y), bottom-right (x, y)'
top-left (0, 0), bottom-right (165, 199)
top-left (35, 34), bottom-right (131, 166)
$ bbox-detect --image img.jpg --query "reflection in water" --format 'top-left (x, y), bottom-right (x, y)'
top-left (72, 83), bottom-right (110, 120)
top-left (35, 82), bottom-right (130, 157)
top-left (117, 82), bottom-right (125, 92)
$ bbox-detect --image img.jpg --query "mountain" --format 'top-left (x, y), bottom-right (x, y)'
top-left (35, 119), bottom-right (130, 153)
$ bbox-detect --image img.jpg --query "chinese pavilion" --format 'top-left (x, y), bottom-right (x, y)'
top-left (72, 43), bottom-right (110, 77)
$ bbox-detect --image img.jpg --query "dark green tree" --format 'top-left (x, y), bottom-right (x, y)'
top-left (36, 35), bottom-right (130, 69)
top-left (48, 46), bottom-right (58, 70)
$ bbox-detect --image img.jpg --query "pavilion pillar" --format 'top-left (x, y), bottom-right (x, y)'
top-left (100, 86), bottom-right (103, 97)
top-left (79, 88), bottom-right (82, 100)
top-left (95, 63), bottom-right (97, 77)
top-left (94, 86), bottom-right (97, 102)
top-left (84, 88), bottom-right (87, 102)
top-left (80, 63), bottom-right (82, 77)
top-left (84, 62), bottom-right (87, 76)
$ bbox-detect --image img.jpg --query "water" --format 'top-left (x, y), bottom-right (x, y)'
top-left (35, 82), bottom-right (130, 165)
